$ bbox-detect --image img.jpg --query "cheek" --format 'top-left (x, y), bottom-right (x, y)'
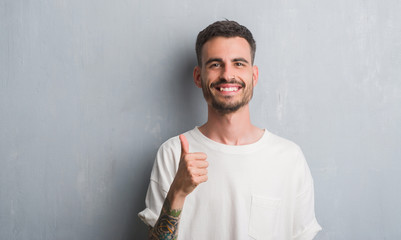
top-left (201, 75), bottom-right (212, 86)
top-left (204, 70), bottom-right (220, 80)
top-left (200, 77), bottom-right (210, 90)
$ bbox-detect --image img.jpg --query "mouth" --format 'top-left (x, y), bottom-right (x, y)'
top-left (212, 84), bottom-right (243, 96)
top-left (217, 86), bottom-right (241, 92)
top-left (211, 81), bottom-right (244, 94)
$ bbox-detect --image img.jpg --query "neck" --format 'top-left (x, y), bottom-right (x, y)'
top-left (198, 104), bottom-right (264, 145)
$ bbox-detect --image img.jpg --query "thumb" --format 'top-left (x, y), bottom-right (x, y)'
top-left (179, 134), bottom-right (189, 155)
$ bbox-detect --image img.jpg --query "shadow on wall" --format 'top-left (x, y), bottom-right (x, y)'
top-left (128, 45), bottom-right (201, 238)
top-left (169, 45), bottom-right (205, 135)
top-left (179, 55), bottom-right (203, 127)
top-left (90, 148), bottom-right (156, 239)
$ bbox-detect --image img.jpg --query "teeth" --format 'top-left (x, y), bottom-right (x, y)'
top-left (220, 87), bottom-right (238, 92)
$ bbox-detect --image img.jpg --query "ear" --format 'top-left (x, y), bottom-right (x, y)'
top-left (252, 65), bottom-right (259, 86)
top-left (193, 66), bottom-right (202, 88)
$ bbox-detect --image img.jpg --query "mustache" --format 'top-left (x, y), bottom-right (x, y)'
top-left (210, 79), bottom-right (245, 88)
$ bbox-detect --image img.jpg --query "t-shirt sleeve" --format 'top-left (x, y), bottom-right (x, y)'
top-left (138, 137), bottom-right (181, 227)
top-left (292, 148), bottom-right (322, 240)
top-left (138, 180), bottom-right (167, 227)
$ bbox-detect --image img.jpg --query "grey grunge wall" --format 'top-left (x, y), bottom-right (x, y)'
top-left (1, 0), bottom-right (400, 239)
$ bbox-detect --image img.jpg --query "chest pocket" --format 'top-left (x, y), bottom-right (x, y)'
top-left (248, 195), bottom-right (281, 240)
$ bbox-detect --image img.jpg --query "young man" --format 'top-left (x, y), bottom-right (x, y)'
top-left (139, 20), bottom-right (322, 240)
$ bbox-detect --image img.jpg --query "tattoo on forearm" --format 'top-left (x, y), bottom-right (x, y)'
top-left (149, 199), bottom-right (182, 240)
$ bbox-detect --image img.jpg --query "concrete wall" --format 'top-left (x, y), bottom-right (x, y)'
top-left (1, 0), bottom-right (400, 239)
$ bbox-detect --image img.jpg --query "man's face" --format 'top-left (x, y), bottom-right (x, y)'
top-left (194, 37), bottom-right (258, 114)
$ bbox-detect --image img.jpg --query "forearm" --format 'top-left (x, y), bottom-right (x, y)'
top-left (148, 191), bottom-right (186, 240)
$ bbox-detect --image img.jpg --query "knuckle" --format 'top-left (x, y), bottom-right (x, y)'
top-left (183, 155), bottom-right (191, 162)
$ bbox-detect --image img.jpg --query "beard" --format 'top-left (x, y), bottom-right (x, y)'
top-left (201, 77), bottom-right (254, 114)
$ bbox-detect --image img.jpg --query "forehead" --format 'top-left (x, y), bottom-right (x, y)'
top-left (201, 37), bottom-right (252, 63)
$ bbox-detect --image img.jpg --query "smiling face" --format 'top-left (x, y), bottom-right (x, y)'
top-left (194, 37), bottom-right (259, 114)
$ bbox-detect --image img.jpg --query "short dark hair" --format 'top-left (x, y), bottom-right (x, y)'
top-left (195, 20), bottom-right (256, 66)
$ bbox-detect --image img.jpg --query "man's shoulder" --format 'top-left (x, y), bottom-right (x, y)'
top-left (158, 128), bottom-right (196, 152)
top-left (158, 135), bottom-right (180, 152)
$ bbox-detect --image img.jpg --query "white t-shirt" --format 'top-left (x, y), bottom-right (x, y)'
top-left (139, 127), bottom-right (322, 240)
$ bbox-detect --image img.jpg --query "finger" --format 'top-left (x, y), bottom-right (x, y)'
top-left (192, 168), bottom-right (208, 176)
top-left (179, 134), bottom-right (189, 155)
top-left (194, 175), bottom-right (208, 184)
top-left (193, 152), bottom-right (207, 160)
top-left (194, 160), bottom-right (209, 168)
top-left (183, 153), bottom-right (208, 164)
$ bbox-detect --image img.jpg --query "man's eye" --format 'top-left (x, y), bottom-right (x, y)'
top-left (210, 63), bottom-right (220, 68)
top-left (235, 62), bottom-right (244, 66)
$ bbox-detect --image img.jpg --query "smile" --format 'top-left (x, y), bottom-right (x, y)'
top-left (213, 82), bottom-right (243, 94)
top-left (219, 87), bottom-right (239, 92)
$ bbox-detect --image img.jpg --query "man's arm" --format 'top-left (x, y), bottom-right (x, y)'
top-left (148, 134), bottom-right (208, 240)
top-left (148, 195), bottom-right (182, 239)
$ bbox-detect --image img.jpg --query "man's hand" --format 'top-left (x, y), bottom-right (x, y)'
top-left (170, 134), bottom-right (208, 201)
top-left (149, 135), bottom-right (208, 239)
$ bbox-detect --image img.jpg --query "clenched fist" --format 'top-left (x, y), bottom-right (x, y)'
top-left (169, 134), bottom-right (208, 199)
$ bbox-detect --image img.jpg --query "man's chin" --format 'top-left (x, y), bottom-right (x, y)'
top-left (211, 101), bottom-right (245, 114)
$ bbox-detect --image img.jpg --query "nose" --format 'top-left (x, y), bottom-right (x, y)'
top-left (220, 64), bottom-right (236, 81)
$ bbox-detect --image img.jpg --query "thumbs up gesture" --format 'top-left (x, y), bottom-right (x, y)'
top-left (169, 134), bottom-right (208, 198)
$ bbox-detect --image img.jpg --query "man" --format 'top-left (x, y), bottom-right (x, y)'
top-left (139, 20), bottom-right (322, 239)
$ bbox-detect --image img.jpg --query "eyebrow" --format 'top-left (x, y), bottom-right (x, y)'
top-left (233, 58), bottom-right (249, 64)
top-left (205, 58), bottom-right (223, 66)
top-left (204, 57), bottom-right (249, 65)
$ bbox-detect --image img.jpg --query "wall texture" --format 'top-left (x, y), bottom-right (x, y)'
top-left (1, 0), bottom-right (400, 239)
